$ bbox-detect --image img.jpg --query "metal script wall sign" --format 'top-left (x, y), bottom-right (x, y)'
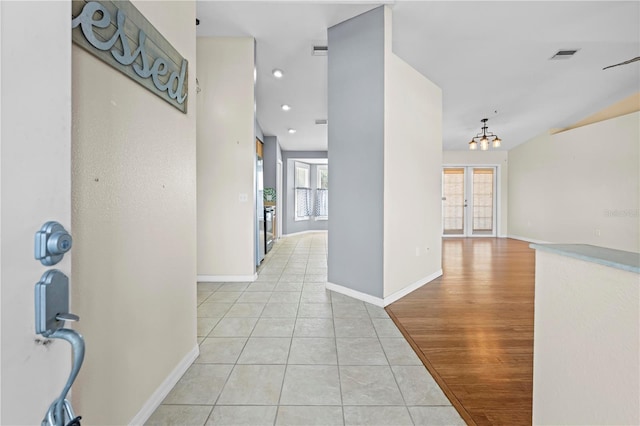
top-left (72, 0), bottom-right (188, 113)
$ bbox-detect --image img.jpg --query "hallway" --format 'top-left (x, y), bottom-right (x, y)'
top-left (147, 233), bottom-right (463, 425)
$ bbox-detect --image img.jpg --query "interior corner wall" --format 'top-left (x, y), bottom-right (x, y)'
top-left (383, 42), bottom-right (443, 298)
top-left (281, 151), bottom-right (329, 235)
top-left (508, 112), bottom-right (639, 252)
top-left (71, 1), bottom-right (197, 424)
top-left (197, 37), bottom-right (256, 278)
top-left (328, 6), bottom-right (385, 298)
top-left (443, 150), bottom-right (509, 237)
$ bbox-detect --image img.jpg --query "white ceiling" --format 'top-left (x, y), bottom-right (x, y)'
top-left (196, 1), bottom-right (640, 152)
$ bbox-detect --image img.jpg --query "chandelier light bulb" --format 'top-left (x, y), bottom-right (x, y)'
top-left (468, 118), bottom-right (502, 151)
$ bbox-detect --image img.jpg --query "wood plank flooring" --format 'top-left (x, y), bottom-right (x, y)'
top-left (386, 238), bottom-right (535, 426)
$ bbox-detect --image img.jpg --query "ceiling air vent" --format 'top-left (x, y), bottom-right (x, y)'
top-left (312, 45), bottom-right (328, 56)
top-left (550, 49), bottom-right (580, 60)
top-left (315, 119), bottom-right (328, 125)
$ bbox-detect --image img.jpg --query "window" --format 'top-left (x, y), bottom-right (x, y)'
top-left (315, 165), bottom-right (328, 219)
top-left (294, 162), bottom-right (311, 220)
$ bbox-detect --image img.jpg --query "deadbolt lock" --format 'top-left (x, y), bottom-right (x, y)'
top-left (35, 221), bottom-right (73, 266)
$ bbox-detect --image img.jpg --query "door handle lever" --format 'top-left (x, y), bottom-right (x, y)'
top-left (55, 313), bottom-right (79, 322)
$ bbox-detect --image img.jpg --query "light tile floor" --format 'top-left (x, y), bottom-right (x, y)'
top-left (147, 232), bottom-right (465, 426)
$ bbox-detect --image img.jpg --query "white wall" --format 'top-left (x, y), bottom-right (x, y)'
top-left (197, 38), bottom-right (257, 281)
top-left (383, 8), bottom-right (443, 300)
top-left (533, 250), bottom-right (639, 425)
top-left (509, 112), bottom-right (639, 252)
top-left (71, 2), bottom-right (197, 424)
top-left (443, 150), bottom-right (509, 237)
top-left (1, 2), bottom-right (71, 423)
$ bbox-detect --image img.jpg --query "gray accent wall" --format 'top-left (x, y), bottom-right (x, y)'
top-left (255, 119), bottom-right (265, 142)
top-left (282, 151), bottom-right (329, 235)
top-left (327, 7), bottom-right (385, 298)
top-left (263, 135), bottom-right (278, 190)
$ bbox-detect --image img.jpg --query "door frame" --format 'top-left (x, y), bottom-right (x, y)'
top-left (442, 164), bottom-right (501, 238)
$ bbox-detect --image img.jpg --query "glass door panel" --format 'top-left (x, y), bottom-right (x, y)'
top-left (442, 168), bottom-right (465, 235)
top-left (472, 168), bottom-right (495, 236)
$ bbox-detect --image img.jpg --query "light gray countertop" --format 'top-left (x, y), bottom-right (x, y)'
top-left (530, 243), bottom-right (640, 274)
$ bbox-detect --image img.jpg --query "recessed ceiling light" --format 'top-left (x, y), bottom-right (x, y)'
top-left (272, 69), bottom-right (284, 78)
top-left (288, 128), bottom-right (296, 134)
top-left (281, 104), bottom-right (291, 111)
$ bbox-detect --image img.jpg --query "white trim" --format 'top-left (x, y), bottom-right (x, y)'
top-left (507, 234), bottom-right (553, 245)
top-left (327, 269), bottom-right (443, 308)
top-left (326, 282), bottom-right (384, 307)
top-left (443, 234), bottom-right (496, 238)
top-left (129, 344), bottom-right (199, 425)
top-left (283, 230), bottom-right (328, 238)
top-left (197, 274), bottom-right (258, 282)
top-left (443, 235), bottom-right (508, 239)
top-left (382, 269), bottom-right (443, 306)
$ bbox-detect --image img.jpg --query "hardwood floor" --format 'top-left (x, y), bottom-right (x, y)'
top-left (386, 238), bottom-right (535, 426)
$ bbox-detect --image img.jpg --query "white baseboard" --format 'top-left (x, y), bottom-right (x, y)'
top-left (129, 344), bottom-right (199, 425)
top-left (197, 274), bottom-right (258, 282)
top-left (383, 269), bottom-right (443, 306)
top-left (327, 269), bottom-right (443, 308)
top-left (508, 234), bottom-right (552, 244)
top-left (283, 230), bottom-right (328, 238)
top-left (326, 282), bottom-right (384, 307)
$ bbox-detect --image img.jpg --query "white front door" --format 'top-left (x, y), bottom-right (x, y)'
top-left (442, 166), bottom-right (497, 237)
top-left (1, 1), bottom-right (72, 423)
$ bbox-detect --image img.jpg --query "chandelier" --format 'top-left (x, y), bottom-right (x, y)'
top-left (469, 118), bottom-right (502, 150)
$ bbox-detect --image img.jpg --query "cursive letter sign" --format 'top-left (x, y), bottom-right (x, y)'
top-left (72, 0), bottom-right (188, 112)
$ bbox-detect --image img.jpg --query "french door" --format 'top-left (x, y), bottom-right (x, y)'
top-left (442, 166), bottom-right (497, 237)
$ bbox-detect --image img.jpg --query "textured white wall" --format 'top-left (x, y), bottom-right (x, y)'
top-left (442, 150), bottom-right (509, 237)
top-left (533, 250), bottom-right (639, 425)
top-left (1, 2), bottom-right (71, 423)
top-left (508, 112), bottom-right (639, 252)
top-left (71, 1), bottom-right (197, 424)
top-left (383, 6), bottom-right (443, 299)
top-left (196, 38), bottom-right (256, 280)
